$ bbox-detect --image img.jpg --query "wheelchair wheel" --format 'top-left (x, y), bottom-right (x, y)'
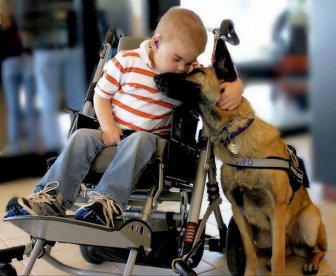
top-left (226, 217), bottom-right (245, 276)
top-left (0, 263), bottom-right (17, 276)
top-left (79, 245), bottom-right (103, 265)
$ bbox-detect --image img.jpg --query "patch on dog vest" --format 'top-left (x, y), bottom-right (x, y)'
top-left (287, 145), bottom-right (310, 191)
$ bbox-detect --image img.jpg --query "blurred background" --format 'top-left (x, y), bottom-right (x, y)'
top-left (0, 0), bottom-right (335, 195)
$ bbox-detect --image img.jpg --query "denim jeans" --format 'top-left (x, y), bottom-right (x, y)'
top-left (34, 129), bottom-right (159, 210)
top-left (33, 46), bottom-right (86, 151)
top-left (1, 54), bottom-right (38, 154)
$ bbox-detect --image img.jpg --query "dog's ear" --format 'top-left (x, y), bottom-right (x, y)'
top-left (213, 38), bottom-right (237, 82)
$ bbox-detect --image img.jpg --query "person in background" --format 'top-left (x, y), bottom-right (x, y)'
top-left (0, 1), bottom-right (38, 156)
top-left (271, 0), bottom-right (309, 110)
top-left (15, 0), bottom-right (87, 153)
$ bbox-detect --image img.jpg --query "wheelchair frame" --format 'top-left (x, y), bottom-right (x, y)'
top-left (0, 22), bottom-right (244, 276)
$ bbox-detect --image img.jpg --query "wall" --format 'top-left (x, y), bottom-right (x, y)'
top-left (310, 0), bottom-right (336, 185)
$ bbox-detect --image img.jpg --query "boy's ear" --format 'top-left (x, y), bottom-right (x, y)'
top-left (151, 35), bottom-right (162, 51)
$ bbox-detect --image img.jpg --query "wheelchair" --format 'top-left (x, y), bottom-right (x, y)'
top-left (0, 21), bottom-right (245, 276)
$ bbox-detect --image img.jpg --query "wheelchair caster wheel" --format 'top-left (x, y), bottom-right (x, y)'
top-left (226, 217), bottom-right (246, 276)
top-left (0, 263), bottom-right (17, 276)
top-left (79, 245), bottom-right (103, 265)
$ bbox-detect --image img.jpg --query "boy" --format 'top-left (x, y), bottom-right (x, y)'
top-left (5, 7), bottom-right (244, 227)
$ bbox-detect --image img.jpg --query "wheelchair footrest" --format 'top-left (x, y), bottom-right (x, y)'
top-left (4, 216), bottom-right (151, 254)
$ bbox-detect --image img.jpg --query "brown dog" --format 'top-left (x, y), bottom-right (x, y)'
top-left (155, 39), bottom-right (327, 275)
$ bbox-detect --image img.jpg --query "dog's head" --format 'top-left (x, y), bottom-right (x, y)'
top-left (154, 38), bottom-right (238, 110)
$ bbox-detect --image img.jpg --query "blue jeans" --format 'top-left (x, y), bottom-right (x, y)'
top-left (1, 54), bottom-right (38, 154)
top-left (34, 46), bottom-right (86, 151)
top-left (34, 129), bottom-right (159, 210)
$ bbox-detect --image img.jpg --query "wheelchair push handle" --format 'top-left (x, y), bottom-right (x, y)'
top-left (207, 19), bottom-right (240, 45)
top-left (219, 19), bottom-right (240, 45)
top-left (104, 27), bottom-right (124, 48)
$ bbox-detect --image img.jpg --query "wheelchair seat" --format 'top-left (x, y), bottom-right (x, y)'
top-left (83, 105), bottom-right (200, 195)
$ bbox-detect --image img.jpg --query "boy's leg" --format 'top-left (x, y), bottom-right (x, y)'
top-left (75, 131), bottom-right (159, 227)
top-left (96, 131), bottom-right (159, 208)
top-left (35, 128), bottom-right (107, 207)
top-left (5, 129), bottom-right (107, 217)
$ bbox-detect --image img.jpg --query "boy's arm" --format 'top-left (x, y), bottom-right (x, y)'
top-left (217, 78), bottom-right (244, 110)
top-left (94, 93), bottom-right (122, 146)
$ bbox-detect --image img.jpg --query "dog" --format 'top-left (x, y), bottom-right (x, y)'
top-left (155, 38), bottom-right (327, 275)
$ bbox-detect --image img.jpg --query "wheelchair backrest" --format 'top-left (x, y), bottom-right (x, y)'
top-left (117, 37), bottom-right (146, 52)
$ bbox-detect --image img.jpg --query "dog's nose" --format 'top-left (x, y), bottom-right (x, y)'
top-left (154, 75), bottom-right (162, 87)
top-left (154, 75), bottom-right (168, 93)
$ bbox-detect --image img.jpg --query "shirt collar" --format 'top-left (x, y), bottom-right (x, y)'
top-left (139, 39), bottom-right (159, 73)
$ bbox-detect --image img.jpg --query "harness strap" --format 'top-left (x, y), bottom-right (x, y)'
top-left (226, 157), bottom-right (290, 170)
top-left (226, 154), bottom-right (309, 204)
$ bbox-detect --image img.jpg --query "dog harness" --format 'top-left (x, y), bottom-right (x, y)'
top-left (219, 115), bottom-right (309, 194)
top-left (226, 145), bottom-right (310, 202)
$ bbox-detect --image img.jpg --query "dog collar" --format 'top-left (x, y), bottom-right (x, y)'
top-left (227, 118), bottom-right (254, 141)
top-left (217, 117), bottom-right (254, 155)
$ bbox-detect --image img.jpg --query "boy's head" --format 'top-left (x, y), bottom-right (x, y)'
top-left (150, 7), bottom-right (207, 74)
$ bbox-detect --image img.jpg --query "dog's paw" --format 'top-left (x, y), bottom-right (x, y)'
top-left (302, 262), bottom-right (318, 275)
top-left (265, 257), bottom-right (271, 271)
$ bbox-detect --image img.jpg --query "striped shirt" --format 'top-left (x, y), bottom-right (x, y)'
top-left (94, 40), bottom-right (181, 136)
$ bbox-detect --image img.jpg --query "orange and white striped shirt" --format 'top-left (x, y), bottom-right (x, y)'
top-left (94, 40), bottom-right (181, 136)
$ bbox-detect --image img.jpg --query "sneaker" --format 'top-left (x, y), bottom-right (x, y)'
top-left (4, 182), bottom-right (65, 218)
top-left (75, 191), bottom-right (122, 227)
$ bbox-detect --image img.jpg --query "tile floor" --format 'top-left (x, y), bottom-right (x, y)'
top-left (0, 134), bottom-right (336, 275)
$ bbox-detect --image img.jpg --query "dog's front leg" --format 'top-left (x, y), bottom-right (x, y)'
top-left (232, 207), bottom-right (258, 275)
top-left (271, 203), bottom-right (287, 275)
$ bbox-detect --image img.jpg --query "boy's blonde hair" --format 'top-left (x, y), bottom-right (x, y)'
top-left (154, 7), bottom-right (207, 55)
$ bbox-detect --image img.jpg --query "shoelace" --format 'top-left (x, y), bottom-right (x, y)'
top-left (28, 181), bottom-right (60, 206)
top-left (87, 191), bottom-right (123, 228)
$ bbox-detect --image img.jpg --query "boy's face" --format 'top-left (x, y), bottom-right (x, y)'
top-left (151, 36), bottom-right (199, 74)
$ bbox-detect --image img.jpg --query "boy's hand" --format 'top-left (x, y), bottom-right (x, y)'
top-left (101, 125), bottom-right (123, 146)
top-left (217, 78), bottom-right (244, 110)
